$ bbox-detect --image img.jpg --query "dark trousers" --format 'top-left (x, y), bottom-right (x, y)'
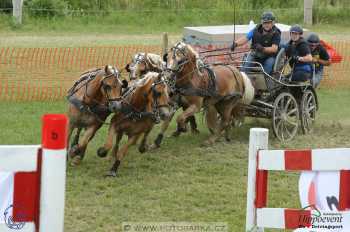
top-left (290, 70), bottom-right (312, 82)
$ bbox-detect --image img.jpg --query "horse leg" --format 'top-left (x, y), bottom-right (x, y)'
top-left (109, 131), bottom-right (123, 162)
top-left (72, 128), bottom-right (82, 147)
top-left (97, 122), bottom-right (116, 158)
top-left (187, 115), bottom-right (199, 134)
top-left (182, 104), bottom-right (199, 134)
top-left (151, 111), bottom-right (175, 149)
top-left (70, 124), bottom-right (101, 166)
top-left (204, 100), bottom-right (238, 145)
top-left (175, 104), bottom-right (200, 137)
top-left (219, 99), bottom-right (240, 142)
top-left (106, 134), bottom-right (141, 177)
top-left (138, 129), bottom-right (152, 153)
top-left (205, 104), bottom-right (218, 135)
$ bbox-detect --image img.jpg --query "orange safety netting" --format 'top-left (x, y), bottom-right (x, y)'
top-left (0, 42), bottom-right (349, 102)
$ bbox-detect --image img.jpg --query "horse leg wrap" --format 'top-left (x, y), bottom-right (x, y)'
top-left (154, 133), bottom-right (164, 147)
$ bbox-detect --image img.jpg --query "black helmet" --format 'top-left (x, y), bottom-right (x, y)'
top-left (307, 33), bottom-right (320, 44)
top-left (289, 24), bottom-right (303, 34)
top-left (261, 11), bottom-right (275, 22)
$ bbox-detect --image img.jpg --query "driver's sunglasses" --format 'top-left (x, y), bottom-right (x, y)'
top-left (309, 43), bottom-right (319, 47)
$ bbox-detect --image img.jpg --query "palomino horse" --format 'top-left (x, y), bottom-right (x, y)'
top-left (167, 42), bottom-right (254, 145)
top-left (67, 65), bottom-right (128, 166)
top-left (96, 72), bottom-right (171, 177)
top-left (125, 52), bottom-right (199, 148)
top-left (125, 52), bottom-right (165, 80)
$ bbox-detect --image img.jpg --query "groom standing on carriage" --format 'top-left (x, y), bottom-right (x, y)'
top-left (231, 11), bottom-right (281, 75)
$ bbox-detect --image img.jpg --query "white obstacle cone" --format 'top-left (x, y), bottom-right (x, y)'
top-left (39, 114), bottom-right (68, 232)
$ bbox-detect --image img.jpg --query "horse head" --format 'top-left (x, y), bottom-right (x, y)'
top-left (101, 65), bottom-right (128, 112)
top-left (166, 42), bottom-right (200, 73)
top-left (125, 53), bottom-right (164, 80)
top-left (141, 72), bottom-right (171, 120)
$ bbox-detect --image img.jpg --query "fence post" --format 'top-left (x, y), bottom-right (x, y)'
top-left (246, 128), bottom-right (268, 232)
top-left (304, 0), bottom-right (313, 25)
top-left (162, 32), bottom-right (168, 58)
top-left (12, 0), bottom-right (23, 24)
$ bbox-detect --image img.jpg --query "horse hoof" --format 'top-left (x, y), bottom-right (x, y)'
top-left (68, 145), bottom-right (79, 158)
top-left (154, 134), bottom-right (164, 147)
top-left (70, 156), bottom-right (82, 166)
top-left (138, 145), bottom-right (148, 154)
top-left (105, 170), bottom-right (117, 178)
top-left (149, 143), bottom-right (160, 150)
top-left (225, 137), bottom-right (231, 142)
top-left (201, 139), bottom-right (214, 147)
top-left (97, 147), bottom-right (108, 158)
top-left (191, 128), bottom-right (200, 134)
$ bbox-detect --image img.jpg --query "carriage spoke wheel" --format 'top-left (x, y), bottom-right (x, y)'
top-left (272, 92), bottom-right (300, 142)
top-left (301, 90), bottom-right (317, 134)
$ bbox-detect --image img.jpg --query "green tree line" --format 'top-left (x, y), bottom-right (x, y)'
top-left (0, 0), bottom-right (348, 12)
top-left (0, 0), bottom-right (348, 32)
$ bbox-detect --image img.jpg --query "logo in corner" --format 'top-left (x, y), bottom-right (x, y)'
top-left (3, 204), bottom-right (26, 230)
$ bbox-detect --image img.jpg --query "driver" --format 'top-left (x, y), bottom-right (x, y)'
top-left (231, 11), bottom-right (281, 75)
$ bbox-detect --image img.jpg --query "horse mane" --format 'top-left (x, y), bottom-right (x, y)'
top-left (145, 53), bottom-right (164, 70)
top-left (126, 72), bottom-right (159, 110)
top-left (67, 68), bottom-right (103, 96)
top-left (185, 44), bottom-right (199, 62)
top-left (184, 43), bottom-right (204, 75)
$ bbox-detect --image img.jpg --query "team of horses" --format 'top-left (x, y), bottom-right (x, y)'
top-left (67, 42), bottom-right (254, 176)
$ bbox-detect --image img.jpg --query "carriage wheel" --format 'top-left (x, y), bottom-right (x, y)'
top-left (300, 90), bottom-right (317, 134)
top-left (272, 92), bottom-right (300, 142)
top-left (273, 48), bottom-right (286, 74)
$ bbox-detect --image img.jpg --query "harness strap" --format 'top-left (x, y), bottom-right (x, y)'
top-left (68, 96), bottom-right (110, 123)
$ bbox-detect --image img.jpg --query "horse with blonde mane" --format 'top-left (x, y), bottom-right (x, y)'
top-left (166, 42), bottom-right (255, 145)
top-left (67, 65), bottom-right (128, 166)
top-left (125, 52), bottom-right (165, 80)
top-left (124, 52), bottom-right (199, 148)
top-left (96, 72), bottom-right (171, 177)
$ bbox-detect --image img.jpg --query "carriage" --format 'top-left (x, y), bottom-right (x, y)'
top-left (200, 47), bottom-right (318, 142)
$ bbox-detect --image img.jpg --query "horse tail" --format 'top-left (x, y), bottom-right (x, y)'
top-left (240, 72), bottom-right (255, 105)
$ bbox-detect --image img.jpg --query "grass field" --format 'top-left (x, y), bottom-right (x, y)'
top-left (1, 89), bottom-right (350, 231)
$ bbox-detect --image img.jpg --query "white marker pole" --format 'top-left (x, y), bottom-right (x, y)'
top-left (246, 128), bottom-right (268, 232)
top-left (39, 114), bottom-right (68, 232)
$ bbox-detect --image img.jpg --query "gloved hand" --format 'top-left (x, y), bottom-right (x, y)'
top-left (230, 42), bottom-right (237, 51)
top-left (291, 56), bottom-right (300, 63)
top-left (255, 43), bottom-right (264, 53)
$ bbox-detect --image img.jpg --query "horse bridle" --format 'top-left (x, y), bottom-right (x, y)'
top-left (169, 42), bottom-right (191, 73)
top-left (99, 67), bottom-right (124, 103)
top-left (148, 77), bottom-right (170, 123)
top-left (129, 53), bottom-right (149, 80)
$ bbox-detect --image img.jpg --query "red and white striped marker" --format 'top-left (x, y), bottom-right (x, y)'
top-left (246, 128), bottom-right (350, 231)
top-left (0, 114), bottom-right (68, 232)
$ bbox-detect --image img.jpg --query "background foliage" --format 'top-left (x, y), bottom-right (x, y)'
top-left (0, 0), bottom-right (349, 30)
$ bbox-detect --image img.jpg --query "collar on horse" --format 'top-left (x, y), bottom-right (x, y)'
top-left (117, 78), bottom-right (168, 124)
top-left (67, 67), bottom-right (121, 123)
top-left (174, 64), bottom-right (220, 98)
